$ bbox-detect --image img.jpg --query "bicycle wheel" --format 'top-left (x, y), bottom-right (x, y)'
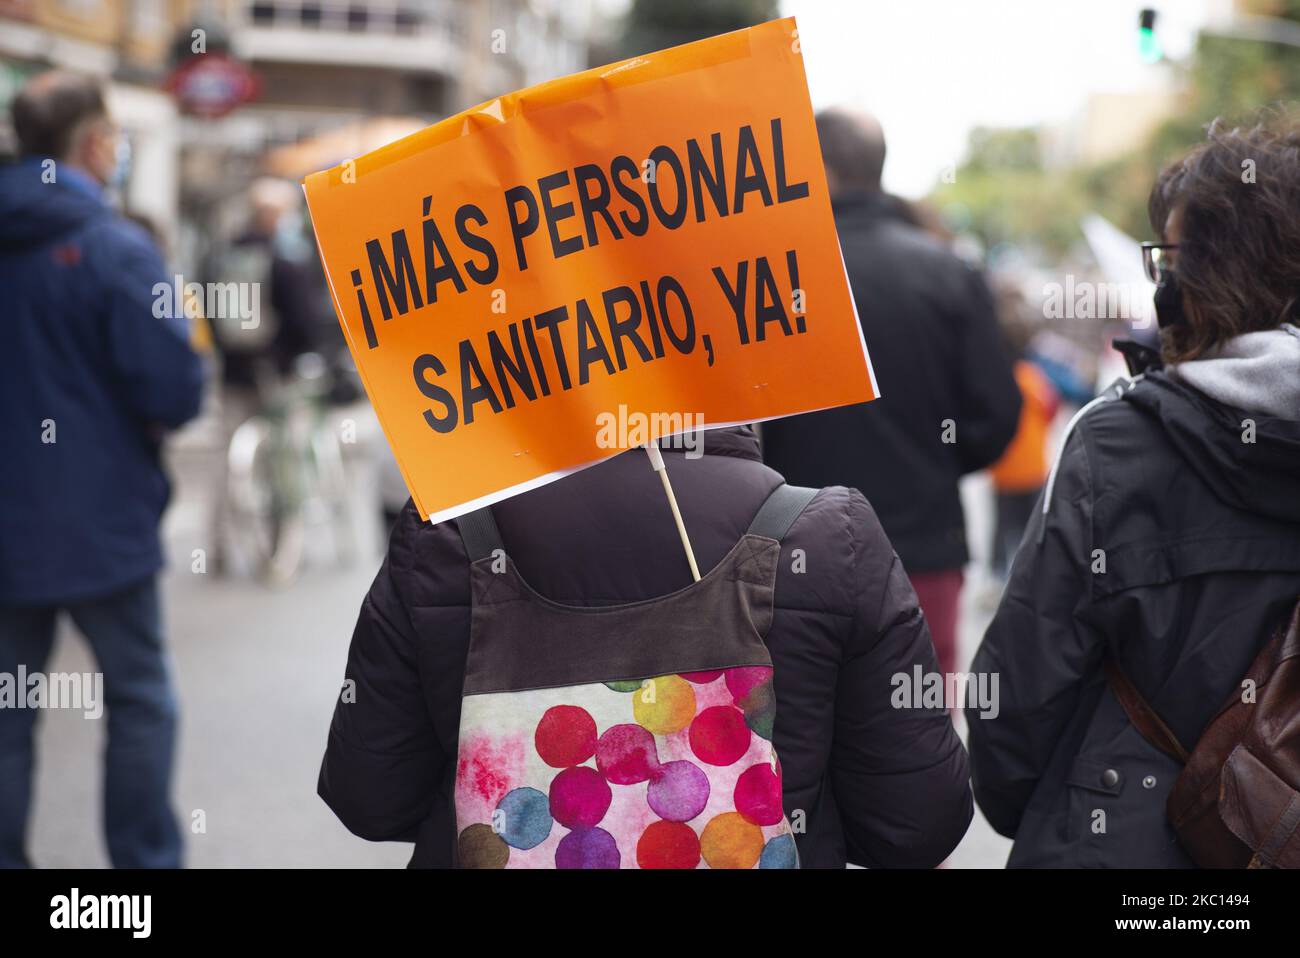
top-left (307, 422), bottom-right (358, 567)
top-left (225, 415), bottom-right (306, 586)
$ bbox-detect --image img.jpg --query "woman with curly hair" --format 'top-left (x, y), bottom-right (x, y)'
top-left (966, 112), bottom-right (1300, 867)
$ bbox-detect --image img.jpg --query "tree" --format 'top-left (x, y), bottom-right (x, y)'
top-left (930, 0), bottom-right (1300, 256)
top-left (931, 127), bottom-right (1093, 258)
top-left (619, 0), bottom-right (781, 58)
top-left (1088, 0), bottom-right (1300, 239)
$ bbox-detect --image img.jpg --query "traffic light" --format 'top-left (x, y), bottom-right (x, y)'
top-left (1138, 8), bottom-right (1163, 63)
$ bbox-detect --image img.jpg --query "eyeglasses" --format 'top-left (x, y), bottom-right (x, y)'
top-left (1141, 242), bottom-right (1179, 285)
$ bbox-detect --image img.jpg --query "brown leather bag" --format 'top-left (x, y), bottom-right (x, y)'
top-left (1105, 599), bottom-right (1300, 868)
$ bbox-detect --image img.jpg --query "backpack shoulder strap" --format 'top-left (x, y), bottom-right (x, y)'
top-left (746, 484), bottom-right (818, 542)
top-left (461, 485), bottom-right (816, 561)
top-left (458, 507), bottom-right (504, 562)
top-left (1103, 656), bottom-right (1190, 763)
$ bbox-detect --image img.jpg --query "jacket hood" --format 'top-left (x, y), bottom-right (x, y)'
top-left (1166, 324), bottom-right (1300, 421)
top-left (0, 158), bottom-right (106, 249)
top-left (1125, 367), bottom-right (1300, 524)
top-left (654, 424), bottom-right (760, 462)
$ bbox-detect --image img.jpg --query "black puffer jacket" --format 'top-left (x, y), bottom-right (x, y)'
top-left (967, 370), bottom-right (1300, 867)
top-left (320, 427), bottom-right (973, 867)
top-left (761, 190), bottom-right (1021, 573)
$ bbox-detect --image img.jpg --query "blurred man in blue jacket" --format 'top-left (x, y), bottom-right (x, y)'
top-left (0, 72), bottom-right (204, 867)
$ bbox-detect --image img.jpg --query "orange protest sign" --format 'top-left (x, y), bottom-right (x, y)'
top-left (303, 17), bottom-right (877, 523)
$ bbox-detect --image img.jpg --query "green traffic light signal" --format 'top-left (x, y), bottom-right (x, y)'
top-left (1139, 8), bottom-right (1163, 63)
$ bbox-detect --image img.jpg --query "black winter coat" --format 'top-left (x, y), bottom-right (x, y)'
top-left (761, 190), bottom-right (1021, 573)
top-left (967, 371), bottom-right (1300, 867)
top-left (319, 427), bottom-right (973, 867)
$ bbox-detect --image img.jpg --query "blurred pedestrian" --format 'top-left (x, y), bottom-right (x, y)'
top-left (209, 177), bottom-right (327, 392)
top-left (0, 72), bottom-right (204, 867)
top-left (319, 427), bottom-right (973, 868)
top-left (966, 114), bottom-right (1300, 867)
top-left (987, 289), bottom-right (1059, 582)
top-left (207, 177), bottom-right (333, 572)
top-left (761, 108), bottom-right (1022, 678)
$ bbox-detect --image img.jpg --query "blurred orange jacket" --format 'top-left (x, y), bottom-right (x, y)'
top-left (989, 360), bottom-right (1059, 494)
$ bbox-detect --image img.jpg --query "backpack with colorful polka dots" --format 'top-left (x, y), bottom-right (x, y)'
top-left (451, 484), bottom-right (815, 869)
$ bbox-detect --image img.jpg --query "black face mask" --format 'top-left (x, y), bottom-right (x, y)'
top-left (1154, 272), bottom-right (1187, 329)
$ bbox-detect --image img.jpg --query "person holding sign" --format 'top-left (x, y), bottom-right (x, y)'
top-left (319, 427), bottom-right (973, 868)
top-left (311, 20), bottom-right (972, 868)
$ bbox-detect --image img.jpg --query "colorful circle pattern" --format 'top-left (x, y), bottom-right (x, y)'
top-left (457, 667), bottom-right (796, 868)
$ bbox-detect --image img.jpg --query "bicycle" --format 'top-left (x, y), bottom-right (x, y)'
top-left (222, 353), bottom-right (358, 586)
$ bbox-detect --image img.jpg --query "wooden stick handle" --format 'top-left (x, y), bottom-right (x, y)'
top-left (644, 445), bottom-right (700, 581)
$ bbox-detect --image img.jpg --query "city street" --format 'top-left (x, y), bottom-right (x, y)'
top-left (23, 407), bottom-right (1011, 868)
top-left (3, 0), bottom-right (1297, 944)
